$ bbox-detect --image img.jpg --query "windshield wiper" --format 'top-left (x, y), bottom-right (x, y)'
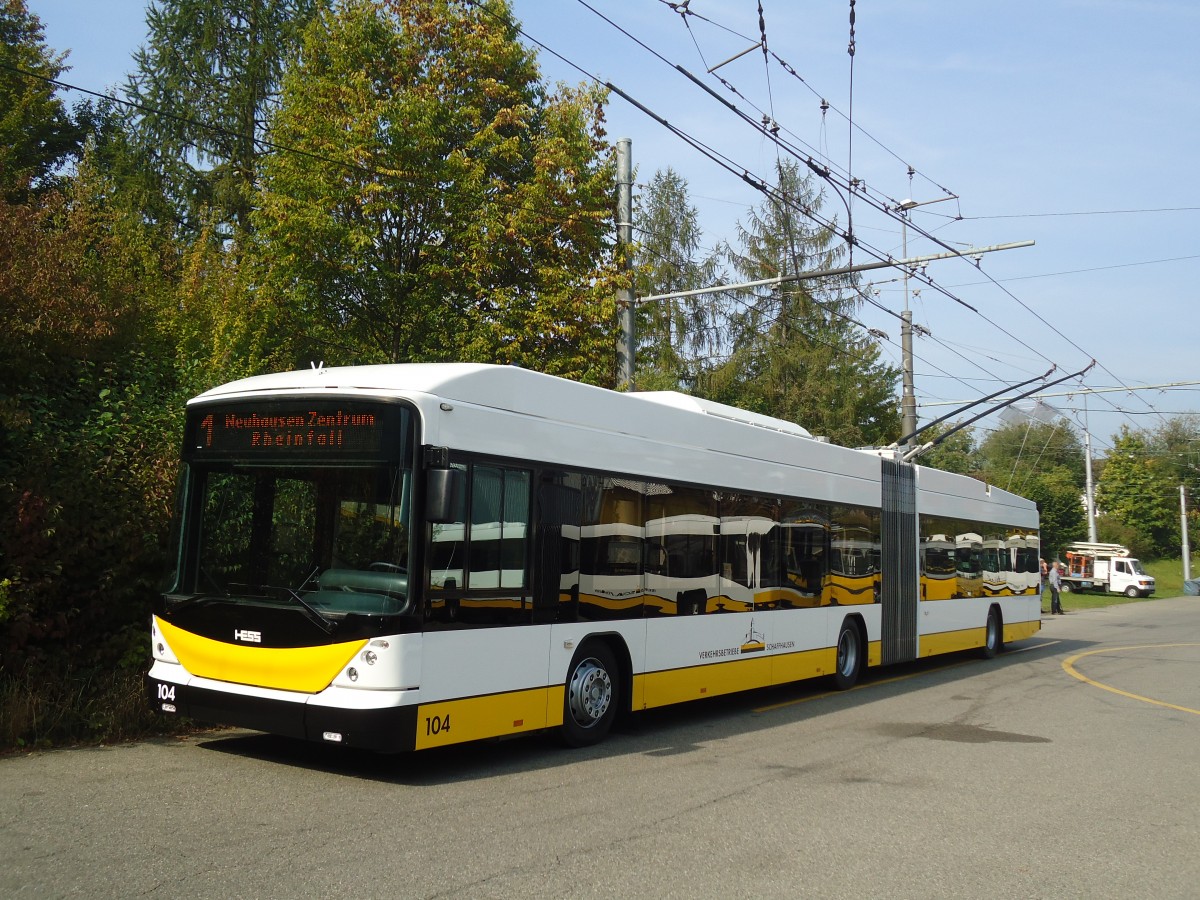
top-left (164, 592), bottom-right (227, 610)
top-left (260, 584), bottom-right (336, 635)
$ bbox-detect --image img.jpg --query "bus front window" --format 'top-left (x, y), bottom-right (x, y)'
top-left (189, 464), bottom-right (412, 617)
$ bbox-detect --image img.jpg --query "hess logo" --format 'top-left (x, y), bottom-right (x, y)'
top-left (233, 629), bottom-right (262, 643)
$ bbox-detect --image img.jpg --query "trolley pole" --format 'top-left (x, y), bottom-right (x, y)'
top-left (616, 138), bottom-right (635, 391)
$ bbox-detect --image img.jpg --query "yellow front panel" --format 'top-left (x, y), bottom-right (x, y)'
top-left (414, 686), bottom-right (562, 750)
top-left (157, 616), bottom-right (366, 693)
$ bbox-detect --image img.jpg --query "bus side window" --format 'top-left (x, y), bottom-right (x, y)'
top-left (467, 465), bottom-right (530, 591)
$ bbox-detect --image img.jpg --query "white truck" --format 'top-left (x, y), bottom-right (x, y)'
top-left (1060, 542), bottom-right (1155, 598)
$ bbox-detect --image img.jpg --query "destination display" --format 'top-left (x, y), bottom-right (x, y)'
top-left (184, 399), bottom-right (403, 460)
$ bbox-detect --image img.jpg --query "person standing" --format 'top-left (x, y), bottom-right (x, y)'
top-left (1049, 560), bottom-right (1064, 615)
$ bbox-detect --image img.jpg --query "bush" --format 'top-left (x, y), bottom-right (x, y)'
top-left (0, 356), bottom-right (185, 750)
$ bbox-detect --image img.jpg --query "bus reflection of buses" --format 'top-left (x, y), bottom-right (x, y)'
top-left (921, 535), bottom-right (958, 600)
top-left (644, 514), bottom-right (717, 615)
top-left (830, 526), bottom-right (878, 605)
top-left (1017, 534), bottom-right (1041, 594)
top-left (1006, 535), bottom-right (1031, 596)
top-left (579, 522), bottom-right (645, 618)
top-left (982, 538), bottom-right (1011, 597)
top-left (719, 515), bottom-right (776, 612)
top-left (956, 533), bottom-right (983, 597)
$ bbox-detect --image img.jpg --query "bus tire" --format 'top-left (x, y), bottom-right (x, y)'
top-left (561, 642), bottom-right (619, 747)
top-left (833, 619), bottom-right (863, 690)
top-left (981, 606), bottom-right (1002, 659)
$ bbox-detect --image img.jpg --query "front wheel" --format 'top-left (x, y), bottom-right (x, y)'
top-left (1125, 585), bottom-right (1140, 599)
top-left (561, 643), bottom-right (619, 747)
top-left (833, 619), bottom-right (863, 690)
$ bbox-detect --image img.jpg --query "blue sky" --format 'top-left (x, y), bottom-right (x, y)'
top-left (28, 0), bottom-right (1200, 459)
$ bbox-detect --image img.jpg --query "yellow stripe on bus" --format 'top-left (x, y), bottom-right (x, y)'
top-left (414, 686), bottom-right (564, 750)
top-left (638, 646), bottom-right (840, 709)
top-left (156, 617), bottom-right (367, 693)
top-left (410, 621), bottom-right (1036, 749)
top-left (919, 627), bottom-right (985, 657)
top-left (920, 618), bottom-right (1042, 658)
top-left (1004, 619), bottom-right (1041, 643)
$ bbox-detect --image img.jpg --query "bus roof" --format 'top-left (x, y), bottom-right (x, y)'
top-left (192, 363), bottom-right (815, 438)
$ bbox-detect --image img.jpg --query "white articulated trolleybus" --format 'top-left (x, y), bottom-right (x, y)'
top-left (147, 364), bottom-right (1042, 751)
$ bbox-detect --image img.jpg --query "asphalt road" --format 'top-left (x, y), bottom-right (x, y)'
top-left (4, 596), bottom-right (1200, 899)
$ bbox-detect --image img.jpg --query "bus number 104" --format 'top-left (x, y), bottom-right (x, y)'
top-left (424, 714), bottom-right (451, 737)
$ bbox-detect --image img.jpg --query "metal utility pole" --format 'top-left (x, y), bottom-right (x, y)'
top-left (615, 138), bottom-right (635, 391)
top-left (897, 195), bottom-right (957, 446)
top-left (1083, 394), bottom-right (1098, 542)
top-left (1182, 485), bottom-right (1192, 582)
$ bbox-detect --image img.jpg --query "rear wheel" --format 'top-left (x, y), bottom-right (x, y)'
top-left (981, 606), bottom-right (1002, 658)
top-left (561, 643), bottom-right (619, 747)
top-left (1059, 581), bottom-right (1073, 594)
top-left (833, 619), bottom-right (863, 690)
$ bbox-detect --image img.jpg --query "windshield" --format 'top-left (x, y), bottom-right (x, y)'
top-left (1130, 559), bottom-right (1148, 576)
top-left (176, 463), bottom-right (412, 617)
top-left (167, 398), bottom-right (416, 618)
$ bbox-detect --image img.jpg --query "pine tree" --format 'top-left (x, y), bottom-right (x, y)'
top-left (631, 168), bottom-right (723, 391)
top-left (0, 0), bottom-right (85, 199)
top-left (126, 0), bottom-right (322, 236)
top-left (705, 160), bottom-right (900, 447)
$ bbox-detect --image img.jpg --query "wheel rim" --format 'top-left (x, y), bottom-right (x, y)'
top-left (568, 658), bottom-right (612, 729)
top-left (837, 629), bottom-right (858, 677)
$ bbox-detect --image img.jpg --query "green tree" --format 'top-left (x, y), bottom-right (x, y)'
top-left (703, 160), bottom-right (900, 446)
top-left (1145, 415), bottom-right (1200, 540)
top-left (1, 69), bottom-right (185, 743)
top-left (126, 0), bottom-right (323, 236)
top-left (1096, 427), bottom-right (1180, 558)
top-left (1022, 468), bottom-right (1086, 559)
top-left (974, 418), bottom-right (1086, 556)
top-left (252, 0), bottom-right (619, 379)
top-left (0, 0), bottom-right (86, 199)
top-left (975, 418), bottom-right (1086, 495)
top-left (913, 422), bottom-right (975, 476)
top-left (632, 167), bottom-right (722, 391)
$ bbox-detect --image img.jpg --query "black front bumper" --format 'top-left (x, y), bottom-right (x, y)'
top-left (146, 675), bottom-right (419, 752)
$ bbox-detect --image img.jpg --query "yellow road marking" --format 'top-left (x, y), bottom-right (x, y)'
top-left (1062, 643), bottom-right (1200, 716)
